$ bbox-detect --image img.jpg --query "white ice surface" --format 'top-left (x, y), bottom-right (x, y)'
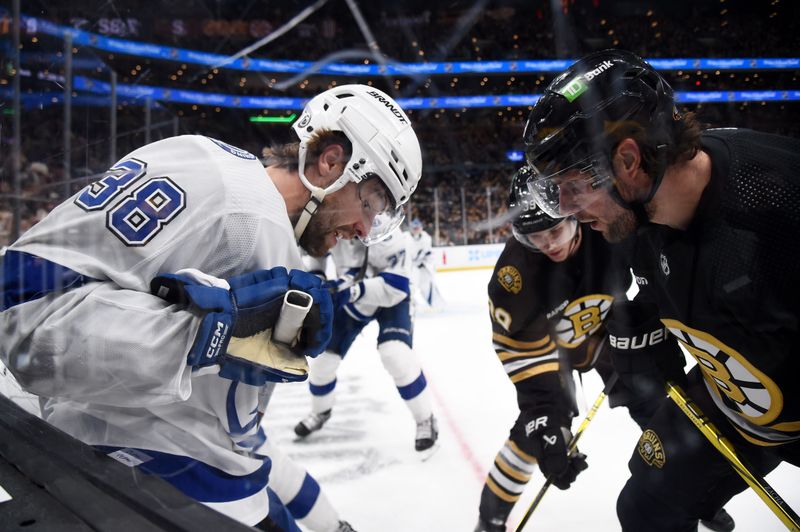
top-left (0, 269), bottom-right (796, 530)
top-left (262, 268), bottom-right (800, 532)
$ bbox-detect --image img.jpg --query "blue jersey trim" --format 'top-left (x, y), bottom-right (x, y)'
top-left (286, 472), bottom-right (321, 519)
top-left (397, 371), bottom-right (427, 400)
top-left (344, 302), bottom-right (371, 321)
top-left (378, 272), bottom-right (410, 295)
top-left (2, 250), bottom-right (98, 311)
top-left (97, 445), bottom-right (271, 503)
top-left (309, 378), bottom-right (337, 396)
top-left (267, 487), bottom-right (303, 532)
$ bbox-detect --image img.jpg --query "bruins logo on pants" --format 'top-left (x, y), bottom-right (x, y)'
top-left (662, 320), bottom-right (782, 427)
top-left (638, 429), bottom-right (666, 468)
top-left (554, 293), bottom-right (613, 348)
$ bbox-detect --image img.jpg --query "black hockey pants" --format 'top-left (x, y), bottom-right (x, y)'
top-left (616, 367), bottom-right (788, 532)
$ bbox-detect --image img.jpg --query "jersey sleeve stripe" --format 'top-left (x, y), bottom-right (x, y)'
top-left (492, 332), bottom-right (552, 350)
top-left (509, 362), bottom-right (560, 383)
top-left (502, 354), bottom-right (559, 375)
top-left (495, 341), bottom-right (557, 361)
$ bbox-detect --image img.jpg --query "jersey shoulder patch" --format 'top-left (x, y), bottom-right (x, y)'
top-left (207, 137), bottom-right (257, 160)
top-left (496, 265), bottom-right (522, 294)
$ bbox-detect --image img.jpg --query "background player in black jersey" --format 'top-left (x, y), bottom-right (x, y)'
top-left (521, 48), bottom-right (800, 531)
top-left (475, 167), bottom-right (659, 532)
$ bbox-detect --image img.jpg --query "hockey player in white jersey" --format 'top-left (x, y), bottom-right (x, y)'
top-left (0, 84), bottom-right (422, 529)
top-left (294, 227), bottom-right (439, 453)
top-left (407, 218), bottom-right (443, 308)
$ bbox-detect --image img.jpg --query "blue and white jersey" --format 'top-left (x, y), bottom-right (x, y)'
top-left (302, 237), bottom-right (365, 280)
top-left (1, 135), bottom-right (302, 526)
top-left (409, 229), bottom-right (434, 270)
top-left (336, 228), bottom-right (411, 320)
top-left (329, 237), bottom-right (368, 277)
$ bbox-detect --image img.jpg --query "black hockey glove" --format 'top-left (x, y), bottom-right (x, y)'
top-left (151, 267), bottom-right (333, 385)
top-left (606, 300), bottom-right (687, 402)
top-left (523, 407), bottom-right (588, 490)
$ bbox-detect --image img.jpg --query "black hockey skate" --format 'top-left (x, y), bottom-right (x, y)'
top-left (294, 409), bottom-right (332, 438)
top-left (701, 507), bottom-right (735, 532)
top-left (415, 414), bottom-right (439, 452)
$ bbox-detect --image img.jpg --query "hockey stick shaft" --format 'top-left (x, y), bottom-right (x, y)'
top-left (515, 373), bottom-right (619, 532)
top-left (353, 246), bottom-right (369, 282)
top-left (666, 382), bottom-right (800, 530)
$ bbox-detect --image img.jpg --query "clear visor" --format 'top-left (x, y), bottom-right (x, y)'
top-left (356, 176), bottom-right (403, 246)
top-left (361, 207), bottom-right (405, 245)
top-left (513, 218), bottom-right (578, 253)
top-left (526, 154), bottom-right (613, 218)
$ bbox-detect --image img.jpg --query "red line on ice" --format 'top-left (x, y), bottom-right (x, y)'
top-left (427, 378), bottom-right (487, 484)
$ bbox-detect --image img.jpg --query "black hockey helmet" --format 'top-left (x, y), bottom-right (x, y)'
top-left (523, 49), bottom-right (678, 218)
top-left (509, 166), bottom-right (577, 252)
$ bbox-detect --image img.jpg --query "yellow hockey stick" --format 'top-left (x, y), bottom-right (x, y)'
top-left (515, 373), bottom-right (618, 532)
top-left (666, 381), bottom-right (800, 531)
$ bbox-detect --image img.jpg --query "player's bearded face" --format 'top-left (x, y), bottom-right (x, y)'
top-left (559, 167), bottom-right (638, 243)
top-left (299, 180), bottom-right (377, 257)
top-left (573, 190), bottom-right (638, 243)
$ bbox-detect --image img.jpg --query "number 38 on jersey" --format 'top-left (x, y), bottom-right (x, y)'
top-left (74, 158), bottom-right (186, 246)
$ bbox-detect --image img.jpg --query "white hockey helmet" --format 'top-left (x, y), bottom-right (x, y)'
top-left (292, 84), bottom-right (422, 245)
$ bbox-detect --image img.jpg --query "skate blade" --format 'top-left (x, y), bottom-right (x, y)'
top-left (417, 442), bottom-right (441, 462)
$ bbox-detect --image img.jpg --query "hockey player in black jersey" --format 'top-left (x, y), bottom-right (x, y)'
top-left (521, 48), bottom-right (800, 531)
top-left (475, 167), bottom-right (659, 532)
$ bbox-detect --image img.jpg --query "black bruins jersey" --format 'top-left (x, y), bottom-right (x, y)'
top-left (488, 228), bottom-right (632, 413)
top-left (632, 128), bottom-right (800, 447)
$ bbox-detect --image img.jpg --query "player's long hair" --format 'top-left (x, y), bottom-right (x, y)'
top-left (616, 110), bottom-right (704, 177)
top-left (262, 129), bottom-right (352, 172)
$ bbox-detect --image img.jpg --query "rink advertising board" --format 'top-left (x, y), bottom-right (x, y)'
top-left (433, 244), bottom-right (505, 272)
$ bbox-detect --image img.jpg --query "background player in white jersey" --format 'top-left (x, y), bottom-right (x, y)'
top-left (0, 85), bottom-right (422, 529)
top-left (407, 218), bottom-right (443, 308)
top-left (294, 227), bottom-right (439, 454)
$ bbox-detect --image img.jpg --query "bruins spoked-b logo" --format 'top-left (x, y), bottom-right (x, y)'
top-left (638, 429), bottom-right (666, 468)
top-left (554, 294), bottom-right (613, 348)
top-left (662, 319), bottom-right (782, 426)
top-left (497, 266), bottom-right (523, 294)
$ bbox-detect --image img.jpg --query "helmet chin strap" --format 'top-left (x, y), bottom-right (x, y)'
top-left (293, 143), bottom-right (358, 241)
top-left (608, 145), bottom-right (668, 227)
top-left (567, 222), bottom-right (582, 257)
top-left (293, 187), bottom-right (327, 241)
top-left (293, 143), bottom-right (329, 242)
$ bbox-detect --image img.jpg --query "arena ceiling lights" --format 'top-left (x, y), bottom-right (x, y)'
top-left (21, 14), bottom-right (800, 77)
